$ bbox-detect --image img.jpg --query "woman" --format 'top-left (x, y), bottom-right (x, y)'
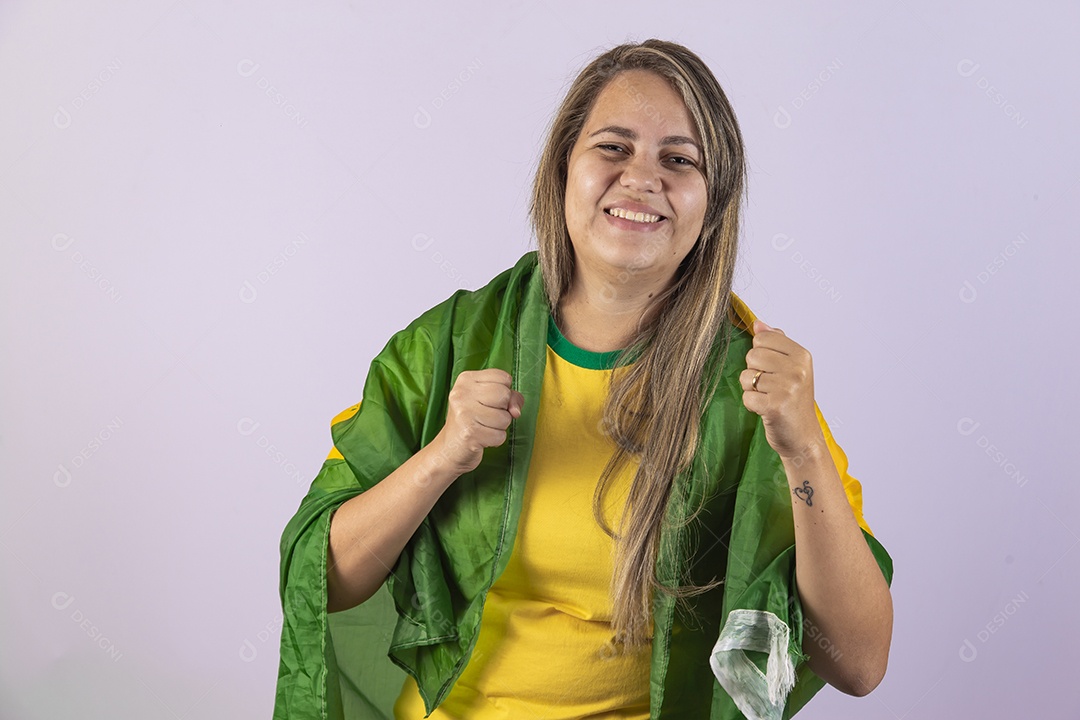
top-left (273, 39), bottom-right (894, 720)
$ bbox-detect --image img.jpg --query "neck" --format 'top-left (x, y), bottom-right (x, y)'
top-left (557, 266), bottom-right (671, 353)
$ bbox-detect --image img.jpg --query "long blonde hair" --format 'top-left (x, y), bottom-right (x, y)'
top-left (528, 39), bottom-right (748, 646)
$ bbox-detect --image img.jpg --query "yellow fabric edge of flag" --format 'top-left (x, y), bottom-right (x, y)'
top-left (324, 402), bottom-right (361, 461)
top-left (730, 292), bottom-right (874, 538)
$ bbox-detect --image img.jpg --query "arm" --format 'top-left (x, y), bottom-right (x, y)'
top-left (326, 439), bottom-right (461, 613)
top-left (783, 439), bottom-right (893, 696)
top-left (740, 315), bottom-right (893, 696)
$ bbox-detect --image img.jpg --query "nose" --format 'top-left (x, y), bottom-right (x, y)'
top-left (619, 153), bottom-right (661, 193)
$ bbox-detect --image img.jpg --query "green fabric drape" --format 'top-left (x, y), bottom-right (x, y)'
top-left (273, 251), bottom-right (894, 719)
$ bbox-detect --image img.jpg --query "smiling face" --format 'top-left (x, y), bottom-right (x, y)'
top-left (563, 69), bottom-right (708, 296)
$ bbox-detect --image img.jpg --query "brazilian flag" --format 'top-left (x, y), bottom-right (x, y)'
top-left (273, 251), bottom-right (893, 719)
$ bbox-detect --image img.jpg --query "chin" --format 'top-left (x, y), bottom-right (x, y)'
top-left (589, 247), bottom-right (663, 281)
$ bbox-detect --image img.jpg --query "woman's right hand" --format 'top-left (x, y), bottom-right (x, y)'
top-left (429, 368), bottom-right (525, 478)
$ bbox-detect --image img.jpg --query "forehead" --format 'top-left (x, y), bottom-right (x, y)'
top-left (584, 69), bottom-right (700, 143)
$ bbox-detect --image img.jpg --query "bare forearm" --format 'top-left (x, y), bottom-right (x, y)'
top-left (326, 439), bottom-right (460, 613)
top-left (783, 440), bottom-right (893, 696)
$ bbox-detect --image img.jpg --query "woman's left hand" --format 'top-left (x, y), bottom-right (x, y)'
top-left (740, 319), bottom-right (826, 461)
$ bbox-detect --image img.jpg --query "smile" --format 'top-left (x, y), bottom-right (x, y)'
top-left (604, 207), bottom-right (665, 223)
top-left (604, 207), bottom-right (667, 232)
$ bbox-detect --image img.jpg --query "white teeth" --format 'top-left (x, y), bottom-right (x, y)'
top-left (607, 207), bottom-right (662, 223)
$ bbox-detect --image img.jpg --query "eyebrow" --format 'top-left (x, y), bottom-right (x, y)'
top-left (588, 125), bottom-right (702, 156)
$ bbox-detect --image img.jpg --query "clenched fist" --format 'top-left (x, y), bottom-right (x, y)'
top-left (429, 368), bottom-right (525, 478)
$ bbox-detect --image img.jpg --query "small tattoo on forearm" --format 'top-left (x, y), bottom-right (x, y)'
top-left (793, 480), bottom-right (814, 507)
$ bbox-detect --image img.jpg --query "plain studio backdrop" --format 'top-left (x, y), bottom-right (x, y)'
top-left (1, 1), bottom-right (1077, 718)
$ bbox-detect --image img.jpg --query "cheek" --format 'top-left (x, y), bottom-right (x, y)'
top-left (676, 181), bottom-right (709, 223)
top-left (564, 185), bottom-right (585, 225)
top-left (567, 161), bottom-right (608, 207)
top-left (566, 190), bottom-right (595, 228)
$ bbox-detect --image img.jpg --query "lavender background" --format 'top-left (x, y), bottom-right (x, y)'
top-left (2, 1), bottom-right (1077, 718)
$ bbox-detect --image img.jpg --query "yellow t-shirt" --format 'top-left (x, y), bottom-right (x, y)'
top-left (393, 316), bottom-right (652, 719)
